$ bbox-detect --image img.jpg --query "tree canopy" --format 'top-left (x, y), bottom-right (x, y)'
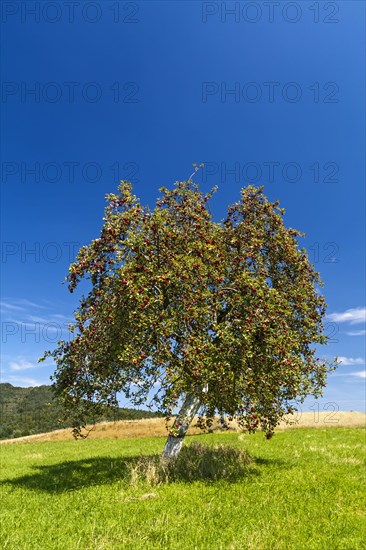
top-left (41, 176), bottom-right (336, 440)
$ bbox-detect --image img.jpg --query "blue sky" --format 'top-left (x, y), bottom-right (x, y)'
top-left (1, 1), bottom-right (365, 414)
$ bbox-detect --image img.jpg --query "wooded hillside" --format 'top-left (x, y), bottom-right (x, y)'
top-left (0, 383), bottom-right (162, 440)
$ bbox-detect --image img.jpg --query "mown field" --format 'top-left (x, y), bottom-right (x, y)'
top-left (1, 418), bottom-right (365, 549)
top-left (2, 411), bottom-right (365, 443)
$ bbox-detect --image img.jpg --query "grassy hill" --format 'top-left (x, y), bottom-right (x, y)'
top-left (0, 383), bottom-right (162, 440)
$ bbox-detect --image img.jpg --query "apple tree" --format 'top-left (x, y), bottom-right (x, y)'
top-left (41, 176), bottom-right (336, 458)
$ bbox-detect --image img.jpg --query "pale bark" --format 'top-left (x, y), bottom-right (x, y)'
top-left (161, 391), bottom-right (203, 460)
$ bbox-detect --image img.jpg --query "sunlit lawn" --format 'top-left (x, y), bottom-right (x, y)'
top-left (1, 428), bottom-right (365, 549)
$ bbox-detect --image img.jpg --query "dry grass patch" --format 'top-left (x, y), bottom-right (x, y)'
top-left (1, 411), bottom-right (365, 444)
top-left (127, 442), bottom-right (255, 485)
top-left (332, 457), bottom-right (363, 465)
top-left (278, 411), bottom-right (366, 430)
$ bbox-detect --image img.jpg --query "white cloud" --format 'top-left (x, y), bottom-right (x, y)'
top-left (338, 356), bottom-right (365, 366)
top-left (0, 300), bottom-right (71, 330)
top-left (1, 314), bottom-right (72, 335)
top-left (52, 313), bottom-right (72, 320)
top-left (349, 371), bottom-right (366, 379)
top-left (27, 315), bottom-right (52, 323)
top-left (9, 359), bottom-right (37, 371)
top-left (0, 298), bottom-right (48, 312)
top-left (346, 330), bottom-right (366, 337)
top-left (0, 301), bottom-right (25, 312)
top-left (327, 307), bottom-right (366, 325)
top-left (4, 356), bottom-right (53, 373)
top-left (27, 315), bottom-right (71, 327)
top-left (18, 299), bottom-right (48, 309)
top-left (5, 375), bottom-right (44, 387)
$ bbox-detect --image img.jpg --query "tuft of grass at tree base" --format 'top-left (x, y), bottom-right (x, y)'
top-left (1, 428), bottom-right (365, 549)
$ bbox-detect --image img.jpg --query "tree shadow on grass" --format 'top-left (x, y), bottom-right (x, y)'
top-left (1, 444), bottom-right (288, 493)
top-left (2, 455), bottom-right (136, 493)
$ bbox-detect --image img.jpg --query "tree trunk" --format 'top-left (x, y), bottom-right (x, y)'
top-left (161, 392), bottom-right (201, 460)
top-left (220, 414), bottom-right (228, 429)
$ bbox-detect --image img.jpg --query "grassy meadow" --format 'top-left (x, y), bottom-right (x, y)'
top-left (1, 415), bottom-right (365, 549)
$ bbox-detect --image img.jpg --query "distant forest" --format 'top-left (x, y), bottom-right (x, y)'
top-left (0, 383), bottom-right (162, 440)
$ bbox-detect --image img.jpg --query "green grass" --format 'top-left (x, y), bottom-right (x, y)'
top-left (1, 428), bottom-right (365, 549)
